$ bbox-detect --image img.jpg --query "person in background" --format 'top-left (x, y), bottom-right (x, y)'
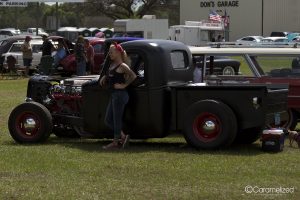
top-left (53, 39), bottom-right (66, 67)
top-left (20, 36), bottom-right (33, 76)
top-left (193, 56), bottom-right (203, 83)
top-left (41, 35), bottom-right (55, 56)
top-left (99, 43), bottom-right (137, 150)
top-left (84, 39), bottom-right (94, 74)
top-left (74, 36), bottom-right (87, 76)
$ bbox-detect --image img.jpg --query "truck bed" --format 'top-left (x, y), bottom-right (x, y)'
top-left (171, 83), bottom-right (288, 131)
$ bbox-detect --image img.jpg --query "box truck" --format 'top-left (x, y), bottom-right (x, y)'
top-left (113, 16), bottom-right (169, 39)
top-left (169, 21), bottom-right (224, 46)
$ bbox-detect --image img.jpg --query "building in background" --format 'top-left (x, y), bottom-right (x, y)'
top-left (180, 0), bottom-right (300, 41)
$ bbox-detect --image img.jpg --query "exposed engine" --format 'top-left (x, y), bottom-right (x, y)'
top-left (47, 76), bottom-right (99, 116)
top-left (49, 81), bottom-right (83, 116)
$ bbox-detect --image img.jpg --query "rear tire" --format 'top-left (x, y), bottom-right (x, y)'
top-left (266, 109), bottom-right (298, 130)
top-left (222, 66), bottom-right (235, 75)
top-left (8, 102), bottom-right (52, 143)
top-left (183, 100), bottom-right (237, 149)
top-left (284, 109), bottom-right (297, 130)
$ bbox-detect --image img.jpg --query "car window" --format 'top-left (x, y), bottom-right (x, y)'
top-left (0, 40), bottom-right (7, 46)
top-left (10, 44), bottom-right (22, 52)
top-left (252, 55), bottom-right (300, 77)
top-left (170, 51), bottom-right (189, 69)
top-left (2, 31), bottom-right (13, 36)
top-left (93, 44), bottom-right (103, 54)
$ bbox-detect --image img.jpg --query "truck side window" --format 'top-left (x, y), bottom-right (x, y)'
top-left (170, 51), bottom-right (188, 69)
top-left (127, 53), bottom-right (146, 87)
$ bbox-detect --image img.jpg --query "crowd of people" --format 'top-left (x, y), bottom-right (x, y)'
top-left (20, 35), bottom-right (95, 76)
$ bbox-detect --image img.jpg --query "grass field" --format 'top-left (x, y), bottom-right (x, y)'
top-left (230, 56), bottom-right (296, 76)
top-left (0, 78), bottom-right (299, 200)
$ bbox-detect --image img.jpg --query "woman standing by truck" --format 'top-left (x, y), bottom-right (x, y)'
top-left (100, 43), bottom-right (136, 150)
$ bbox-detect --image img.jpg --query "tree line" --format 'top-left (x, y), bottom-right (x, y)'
top-left (0, 0), bottom-right (179, 30)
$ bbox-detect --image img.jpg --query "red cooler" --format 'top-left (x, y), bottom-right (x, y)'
top-left (261, 129), bottom-right (285, 152)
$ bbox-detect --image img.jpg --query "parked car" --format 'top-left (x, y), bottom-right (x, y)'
top-left (57, 37), bottom-right (105, 75)
top-left (193, 55), bottom-right (240, 75)
top-left (57, 37), bottom-right (141, 75)
top-left (8, 40), bottom-right (288, 150)
top-left (26, 28), bottom-right (48, 37)
top-left (261, 37), bottom-right (289, 44)
top-left (291, 36), bottom-right (300, 42)
top-left (0, 28), bottom-right (21, 40)
top-left (2, 40), bottom-right (43, 72)
top-left (236, 36), bottom-right (264, 44)
top-left (270, 32), bottom-right (289, 37)
top-left (189, 45), bottom-right (300, 130)
top-left (0, 35), bottom-right (42, 72)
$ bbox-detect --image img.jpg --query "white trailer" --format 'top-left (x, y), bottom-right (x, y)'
top-left (169, 21), bottom-right (224, 46)
top-left (114, 16), bottom-right (169, 39)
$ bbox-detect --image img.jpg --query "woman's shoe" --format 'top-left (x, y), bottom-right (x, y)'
top-left (102, 141), bottom-right (120, 150)
top-left (120, 135), bottom-right (130, 149)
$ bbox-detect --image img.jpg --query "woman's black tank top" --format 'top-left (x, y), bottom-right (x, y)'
top-left (108, 64), bottom-right (126, 89)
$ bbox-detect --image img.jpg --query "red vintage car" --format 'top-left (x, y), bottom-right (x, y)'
top-left (57, 37), bottom-right (105, 75)
top-left (55, 37), bottom-right (141, 75)
top-left (190, 46), bottom-right (300, 130)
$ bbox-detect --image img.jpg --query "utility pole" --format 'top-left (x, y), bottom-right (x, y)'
top-left (261, 0), bottom-right (264, 36)
top-left (56, 2), bottom-right (59, 34)
top-left (36, 2), bottom-right (39, 35)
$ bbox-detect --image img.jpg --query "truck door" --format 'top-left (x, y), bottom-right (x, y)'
top-left (123, 51), bottom-right (153, 138)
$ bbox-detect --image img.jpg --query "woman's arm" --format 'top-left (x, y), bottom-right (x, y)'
top-left (114, 64), bottom-right (137, 89)
top-left (99, 75), bottom-right (107, 87)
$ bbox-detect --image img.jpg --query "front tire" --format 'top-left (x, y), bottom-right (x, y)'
top-left (183, 100), bottom-right (237, 149)
top-left (8, 102), bottom-right (53, 143)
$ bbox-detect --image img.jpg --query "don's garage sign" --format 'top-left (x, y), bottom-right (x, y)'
top-left (200, 1), bottom-right (239, 7)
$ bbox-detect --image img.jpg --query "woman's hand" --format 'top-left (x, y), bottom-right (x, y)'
top-left (99, 76), bottom-right (107, 87)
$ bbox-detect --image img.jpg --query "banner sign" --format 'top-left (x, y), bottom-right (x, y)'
top-left (1, 0), bottom-right (85, 2)
top-left (0, 1), bottom-right (28, 6)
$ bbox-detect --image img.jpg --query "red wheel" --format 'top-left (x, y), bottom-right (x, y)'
top-left (266, 109), bottom-right (297, 130)
top-left (8, 102), bottom-right (52, 143)
top-left (193, 112), bottom-right (222, 142)
top-left (183, 100), bottom-right (237, 149)
top-left (15, 111), bottom-right (41, 139)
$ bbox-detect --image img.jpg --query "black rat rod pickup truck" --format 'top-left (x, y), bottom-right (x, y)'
top-left (8, 40), bottom-right (288, 149)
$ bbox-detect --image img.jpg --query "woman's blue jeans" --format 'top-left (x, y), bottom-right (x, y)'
top-left (76, 60), bottom-right (86, 76)
top-left (104, 90), bottom-right (129, 140)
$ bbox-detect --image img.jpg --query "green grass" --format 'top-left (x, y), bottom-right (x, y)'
top-left (0, 79), bottom-right (300, 200)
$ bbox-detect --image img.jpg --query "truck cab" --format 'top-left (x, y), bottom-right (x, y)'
top-left (8, 40), bottom-right (288, 149)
